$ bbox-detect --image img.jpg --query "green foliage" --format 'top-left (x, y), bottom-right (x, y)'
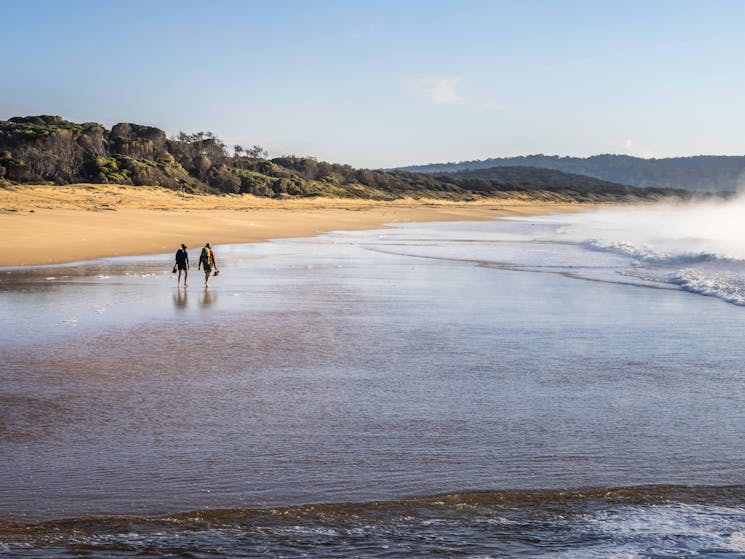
top-left (92, 156), bottom-right (130, 184)
top-left (235, 170), bottom-right (271, 196)
top-left (208, 165), bottom-right (240, 193)
top-left (1, 115), bottom-right (83, 143)
top-left (400, 154), bottom-right (745, 193)
top-left (440, 166), bottom-right (687, 199)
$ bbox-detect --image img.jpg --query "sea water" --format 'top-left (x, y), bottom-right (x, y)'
top-left (2, 202), bottom-right (745, 557)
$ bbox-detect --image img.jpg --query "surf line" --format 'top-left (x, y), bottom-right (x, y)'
top-left (359, 245), bottom-right (680, 292)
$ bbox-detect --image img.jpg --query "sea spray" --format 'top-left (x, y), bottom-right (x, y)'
top-left (521, 195), bottom-right (745, 304)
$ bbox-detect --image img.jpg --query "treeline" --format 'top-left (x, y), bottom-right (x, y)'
top-left (0, 115), bottom-right (687, 201)
top-left (398, 154), bottom-right (745, 192)
top-left (446, 166), bottom-right (677, 197)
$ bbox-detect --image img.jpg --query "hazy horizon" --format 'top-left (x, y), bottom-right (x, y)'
top-left (3, 0), bottom-right (745, 167)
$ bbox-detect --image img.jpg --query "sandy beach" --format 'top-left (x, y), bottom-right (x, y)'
top-left (0, 184), bottom-right (600, 267)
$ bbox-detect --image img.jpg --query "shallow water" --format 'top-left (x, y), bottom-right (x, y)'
top-left (2, 210), bottom-right (745, 556)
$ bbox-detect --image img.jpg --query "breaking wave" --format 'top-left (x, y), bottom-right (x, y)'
top-left (670, 268), bottom-right (745, 306)
top-left (2, 485), bottom-right (744, 558)
top-left (534, 198), bottom-right (745, 306)
top-left (584, 238), bottom-right (727, 267)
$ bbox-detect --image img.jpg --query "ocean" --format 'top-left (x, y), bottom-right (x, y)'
top-left (2, 201), bottom-right (745, 557)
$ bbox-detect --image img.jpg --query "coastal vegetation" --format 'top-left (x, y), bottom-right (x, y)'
top-left (1, 115), bottom-right (686, 202)
top-left (397, 154), bottom-right (745, 192)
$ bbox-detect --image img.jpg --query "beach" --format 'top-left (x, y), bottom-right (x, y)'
top-left (4, 1), bottom-right (742, 555)
top-left (0, 184), bottom-right (599, 266)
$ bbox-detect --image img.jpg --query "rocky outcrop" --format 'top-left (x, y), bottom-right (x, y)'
top-left (0, 116), bottom-right (198, 190)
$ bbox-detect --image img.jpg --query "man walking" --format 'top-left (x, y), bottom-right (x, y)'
top-left (174, 243), bottom-right (189, 286)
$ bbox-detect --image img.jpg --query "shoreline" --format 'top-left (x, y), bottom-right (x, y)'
top-left (1, 184), bottom-right (603, 267)
top-left (1, 483), bottom-right (738, 526)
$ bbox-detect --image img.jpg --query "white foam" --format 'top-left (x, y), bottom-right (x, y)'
top-left (729, 531), bottom-right (745, 552)
top-left (551, 502), bottom-right (745, 558)
top-left (528, 198), bottom-right (745, 306)
top-left (585, 239), bottom-right (724, 267)
top-left (671, 268), bottom-right (745, 305)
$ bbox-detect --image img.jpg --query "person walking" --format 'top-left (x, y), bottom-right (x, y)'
top-left (174, 243), bottom-right (189, 286)
top-left (198, 242), bottom-right (218, 286)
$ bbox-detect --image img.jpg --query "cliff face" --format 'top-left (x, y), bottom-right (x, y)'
top-left (1, 116), bottom-right (103, 183)
top-left (0, 116), bottom-right (198, 190)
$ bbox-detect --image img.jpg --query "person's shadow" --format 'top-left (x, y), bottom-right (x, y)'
top-left (173, 287), bottom-right (188, 310)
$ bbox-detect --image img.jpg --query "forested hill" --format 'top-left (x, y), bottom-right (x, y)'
top-left (0, 115), bottom-right (687, 202)
top-left (398, 154), bottom-right (745, 192)
top-left (448, 166), bottom-right (656, 195)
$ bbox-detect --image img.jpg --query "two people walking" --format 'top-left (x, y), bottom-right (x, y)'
top-left (173, 243), bottom-right (219, 286)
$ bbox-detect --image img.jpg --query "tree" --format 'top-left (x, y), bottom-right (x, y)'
top-left (193, 155), bottom-right (211, 178)
top-left (245, 144), bottom-right (268, 159)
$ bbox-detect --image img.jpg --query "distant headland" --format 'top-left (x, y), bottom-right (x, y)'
top-left (397, 154), bottom-right (745, 193)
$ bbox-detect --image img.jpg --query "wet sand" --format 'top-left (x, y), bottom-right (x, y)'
top-left (0, 184), bottom-right (599, 266)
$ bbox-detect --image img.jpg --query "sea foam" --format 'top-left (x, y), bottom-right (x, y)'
top-left (530, 196), bottom-right (745, 306)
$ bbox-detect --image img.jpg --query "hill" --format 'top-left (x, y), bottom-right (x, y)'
top-left (398, 154), bottom-right (745, 192)
top-left (446, 166), bottom-right (656, 197)
top-left (0, 116), bottom-right (688, 202)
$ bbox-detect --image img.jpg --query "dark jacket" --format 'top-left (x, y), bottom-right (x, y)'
top-left (175, 249), bottom-right (189, 266)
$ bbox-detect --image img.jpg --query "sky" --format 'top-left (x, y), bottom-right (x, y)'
top-left (2, 0), bottom-right (745, 168)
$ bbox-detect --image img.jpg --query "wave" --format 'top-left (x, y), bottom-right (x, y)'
top-left (3, 485), bottom-right (744, 532)
top-left (581, 239), bottom-right (745, 306)
top-left (583, 239), bottom-right (731, 267)
top-left (670, 268), bottom-right (745, 306)
top-left (365, 233), bottom-right (745, 307)
top-left (3, 486), bottom-right (745, 558)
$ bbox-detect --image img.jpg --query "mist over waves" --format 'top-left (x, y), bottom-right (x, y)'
top-left (537, 195), bottom-right (745, 305)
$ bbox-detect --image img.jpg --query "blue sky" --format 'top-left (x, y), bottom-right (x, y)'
top-left (2, 0), bottom-right (744, 167)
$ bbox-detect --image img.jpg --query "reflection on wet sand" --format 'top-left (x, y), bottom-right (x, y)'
top-left (173, 288), bottom-right (188, 309)
top-left (172, 287), bottom-right (216, 310)
top-left (200, 287), bottom-right (216, 307)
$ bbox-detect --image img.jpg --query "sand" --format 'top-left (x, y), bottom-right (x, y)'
top-left (0, 184), bottom-right (601, 267)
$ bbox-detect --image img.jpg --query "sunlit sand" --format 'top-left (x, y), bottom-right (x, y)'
top-left (0, 184), bottom-right (600, 266)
